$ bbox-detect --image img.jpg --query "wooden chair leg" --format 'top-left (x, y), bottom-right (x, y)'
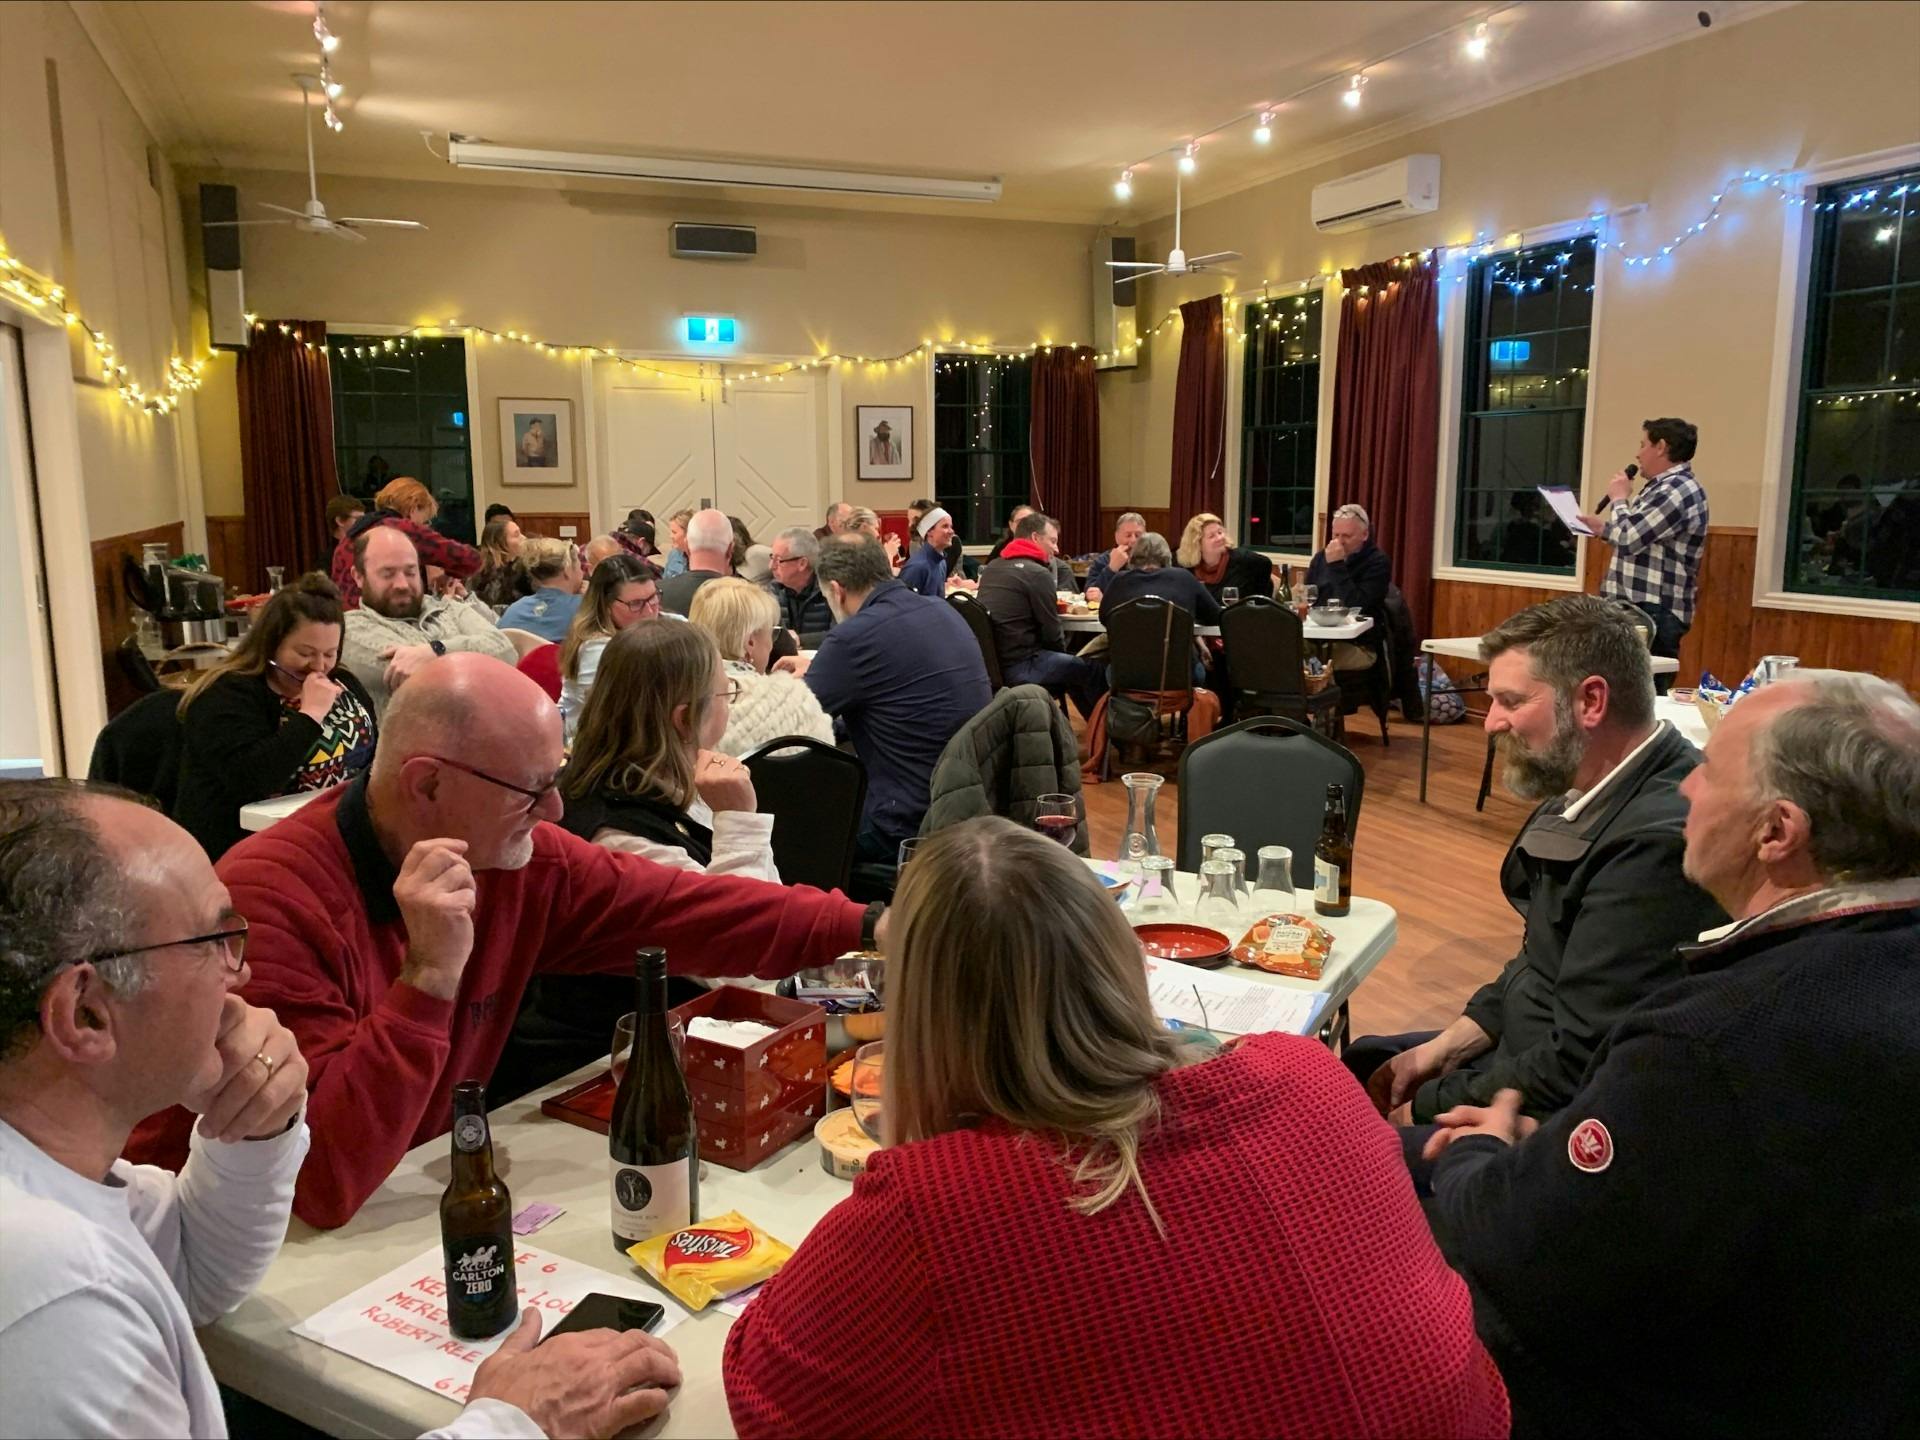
top-left (1476, 730), bottom-right (1496, 811)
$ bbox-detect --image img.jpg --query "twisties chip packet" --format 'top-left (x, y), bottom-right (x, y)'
top-left (626, 1211), bottom-right (794, 1311)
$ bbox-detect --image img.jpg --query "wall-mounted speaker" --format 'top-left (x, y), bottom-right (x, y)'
top-left (199, 183), bottom-right (250, 350)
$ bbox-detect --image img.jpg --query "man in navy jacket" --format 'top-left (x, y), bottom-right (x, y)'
top-left (798, 536), bottom-right (990, 860)
top-left (1427, 670), bottom-right (1920, 1438)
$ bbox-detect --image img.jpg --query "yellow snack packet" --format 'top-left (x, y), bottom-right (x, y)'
top-left (626, 1210), bottom-right (794, 1311)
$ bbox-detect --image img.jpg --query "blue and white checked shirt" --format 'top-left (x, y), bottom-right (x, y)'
top-left (1599, 462), bottom-right (1709, 626)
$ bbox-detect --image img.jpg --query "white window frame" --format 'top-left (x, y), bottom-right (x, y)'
top-left (1432, 218), bottom-right (1604, 593)
top-left (1753, 142), bottom-right (1920, 622)
top-left (1222, 278), bottom-right (1337, 569)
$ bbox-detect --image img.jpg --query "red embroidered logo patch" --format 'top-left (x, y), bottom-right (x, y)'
top-left (1567, 1118), bottom-right (1614, 1173)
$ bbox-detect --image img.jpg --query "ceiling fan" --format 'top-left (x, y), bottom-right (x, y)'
top-left (1107, 164), bottom-right (1240, 279)
top-left (205, 75), bottom-right (427, 244)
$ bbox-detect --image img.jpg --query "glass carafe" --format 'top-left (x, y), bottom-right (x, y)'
top-left (1117, 772), bottom-right (1163, 871)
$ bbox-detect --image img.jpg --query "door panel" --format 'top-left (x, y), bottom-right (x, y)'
top-left (715, 372), bottom-right (824, 542)
top-left (601, 366), bottom-right (715, 524)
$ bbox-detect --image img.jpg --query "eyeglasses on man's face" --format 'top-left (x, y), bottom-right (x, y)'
top-left (90, 918), bottom-right (250, 974)
top-left (427, 755), bottom-right (561, 814)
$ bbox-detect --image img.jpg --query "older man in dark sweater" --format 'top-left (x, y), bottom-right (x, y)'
top-left (1305, 503), bottom-right (1392, 673)
top-left (1345, 596), bottom-right (1725, 1173)
top-left (1427, 670), bottom-right (1920, 1438)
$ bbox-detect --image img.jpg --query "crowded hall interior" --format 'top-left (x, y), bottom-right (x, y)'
top-left (4, 1), bottom-right (1920, 1436)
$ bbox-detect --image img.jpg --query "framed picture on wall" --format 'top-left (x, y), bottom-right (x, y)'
top-left (498, 398), bottom-right (574, 487)
top-left (856, 405), bottom-right (913, 481)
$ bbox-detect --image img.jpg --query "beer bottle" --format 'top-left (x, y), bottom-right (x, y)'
top-left (609, 947), bottom-right (697, 1256)
top-left (1313, 783), bottom-right (1353, 918)
top-left (440, 1080), bottom-right (517, 1340)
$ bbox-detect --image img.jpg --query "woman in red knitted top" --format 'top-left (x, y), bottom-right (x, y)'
top-left (723, 819), bottom-right (1508, 1439)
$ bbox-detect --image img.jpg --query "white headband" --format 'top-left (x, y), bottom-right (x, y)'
top-left (916, 506), bottom-right (952, 538)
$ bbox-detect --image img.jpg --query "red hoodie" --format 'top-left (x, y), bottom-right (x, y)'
top-left (998, 537), bottom-right (1051, 565)
top-left (125, 779), bottom-right (864, 1228)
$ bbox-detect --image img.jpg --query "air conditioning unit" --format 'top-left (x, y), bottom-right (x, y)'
top-left (670, 222), bottom-right (757, 259)
top-left (1092, 234), bottom-right (1138, 371)
top-left (1311, 155), bottom-right (1440, 233)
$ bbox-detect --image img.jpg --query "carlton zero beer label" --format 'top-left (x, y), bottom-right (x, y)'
top-left (611, 1159), bottom-right (692, 1245)
top-left (443, 1236), bottom-right (510, 1303)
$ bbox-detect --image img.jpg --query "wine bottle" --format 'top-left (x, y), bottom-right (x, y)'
top-left (440, 1080), bottom-right (517, 1340)
top-left (1313, 783), bottom-right (1353, 918)
top-left (609, 946), bottom-right (697, 1255)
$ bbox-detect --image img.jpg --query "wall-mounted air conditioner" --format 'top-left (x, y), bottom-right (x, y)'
top-left (1310, 155), bottom-right (1440, 233)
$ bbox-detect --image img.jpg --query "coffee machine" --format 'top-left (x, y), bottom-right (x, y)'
top-left (124, 543), bottom-right (227, 649)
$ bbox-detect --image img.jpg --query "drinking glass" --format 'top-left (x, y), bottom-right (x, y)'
top-left (1252, 846), bottom-right (1298, 915)
top-left (265, 565), bottom-right (286, 591)
top-left (1195, 859), bottom-right (1243, 933)
top-left (1131, 856), bottom-right (1182, 923)
top-left (1199, 833), bottom-right (1236, 866)
top-left (1211, 847), bottom-right (1249, 900)
top-left (1305, 585), bottom-right (1319, 607)
top-left (897, 836), bottom-right (925, 872)
top-left (849, 1040), bottom-right (885, 1142)
top-left (1033, 794), bottom-right (1078, 846)
top-left (1221, 586), bottom-right (1240, 607)
top-left (610, 1011), bottom-right (687, 1085)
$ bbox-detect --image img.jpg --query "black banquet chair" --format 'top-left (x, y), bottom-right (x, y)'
top-left (1101, 595), bottom-right (1197, 778)
top-left (743, 735), bottom-right (868, 894)
top-left (1175, 716), bottom-right (1365, 891)
top-left (946, 591), bottom-right (1005, 690)
top-left (1218, 596), bottom-right (1343, 736)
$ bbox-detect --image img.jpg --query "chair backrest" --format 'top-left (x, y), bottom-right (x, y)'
top-left (117, 634), bottom-right (163, 695)
top-left (1219, 596), bottom-right (1308, 705)
top-left (946, 592), bottom-right (1005, 690)
top-left (517, 642), bottom-right (563, 701)
top-left (742, 735), bottom-right (868, 892)
top-left (1105, 596), bottom-right (1196, 696)
top-left (87, 688), bottom-right (185, 811)
top-left (1175, 716), bottom-right (1365, 890)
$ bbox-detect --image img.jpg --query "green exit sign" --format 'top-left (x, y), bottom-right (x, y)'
top-left (685, 316), bottom-right (736, 343)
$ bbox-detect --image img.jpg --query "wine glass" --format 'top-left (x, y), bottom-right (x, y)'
top-left (1032, 794), bottom-right (1078, 846)
top-left (1305, 584), bottom-right (1319, 607)
top-left (610, 1011), bottom-right (686, 1085)
top-left (265, 565), bottom-right (286, 592)
top-left (1221, 586), bottom-right (1240, 607)
top-left (849, 1040), bottom-right (885, 1142)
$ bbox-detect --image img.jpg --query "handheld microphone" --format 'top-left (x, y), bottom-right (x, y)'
top-left (1597, 463), bottom-right (1637, 514)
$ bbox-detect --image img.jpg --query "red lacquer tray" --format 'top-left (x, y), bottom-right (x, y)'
top-left (540, 1070), bottom-right (616, 1135)
top-left (1134, 923), bottom-right (1232, 969)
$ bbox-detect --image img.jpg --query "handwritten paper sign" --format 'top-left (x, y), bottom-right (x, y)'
top-left (292, 1242), bottom-right (687, 1404)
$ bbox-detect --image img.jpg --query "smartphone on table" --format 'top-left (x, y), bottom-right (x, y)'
top-left (541, 1292), bottom-right (665, 1341)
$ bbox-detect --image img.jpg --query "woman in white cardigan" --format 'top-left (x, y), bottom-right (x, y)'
top-left (688, 577), bottom-right (836, 758)
top-left (556, 618), bottom-right (779, 881)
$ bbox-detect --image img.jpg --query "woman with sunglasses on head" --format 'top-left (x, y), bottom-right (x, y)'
top-left (724, 817), bottom-right (1508, 1439)
top-left (171, 573), bottom-right (377, 861)
top-left (557, 553), bottom-right (659, 740)
top-left (687, 578), bottom-right (834, 758)
top-left (559, 619), bottom-right (777, 881)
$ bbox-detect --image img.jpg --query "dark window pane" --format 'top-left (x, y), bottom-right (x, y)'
top-left (1823, 293), bottom-right (1892, 388)
top-left (417, 340), bottom-right (467, 394)
top-left (1898, 202), bottom-right (1920, 285)
top-left (1832, 203), bottom-right (1898, 292)
top-left (1890, 290), bottom-right (1920, 382)
top-left (1237, 290), bottom-right (1323, 550)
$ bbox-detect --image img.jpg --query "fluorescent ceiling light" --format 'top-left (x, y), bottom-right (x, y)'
top-left (446, 137), bottom-right (1002, 203)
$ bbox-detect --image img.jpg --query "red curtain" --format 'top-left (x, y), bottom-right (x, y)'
top-left (1329, 253), bottom-right (1440, 636)
top-left (237, 319), bottom-right (337, 591)
top-left (1168, 294), bottom-right (1227, 529)
top-left (1029, 345), bottom-right (1100, 553)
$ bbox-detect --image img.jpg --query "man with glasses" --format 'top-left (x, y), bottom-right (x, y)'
top-left (342, 524), bottom-right (518, 719)
top-left (127, 654), bottom-right (882, 1229)
top-left (0, 782), bottom-right (686, 1438)
top-left (767, 527), bottom-right (834, 645)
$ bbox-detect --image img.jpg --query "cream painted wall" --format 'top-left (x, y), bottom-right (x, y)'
top-left (0, 0), bottom-right (199, 540)
top-left (1108, 0), bottom-right (1920, 536)
top-left (185, 169), bottom-right (1092, 532)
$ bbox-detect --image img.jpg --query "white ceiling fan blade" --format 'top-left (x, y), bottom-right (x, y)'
top-left (203, 219), bottom-right (294, 227)
top-left (1186, 251), bottom-right (1244, 266)
top-left (321, 222), bottom-right (370, 243)
top-left (1105, 260), bottom-right (1161, 270)
top-left (338, 217), bottom-right (429, 230)
top-left (259, 202), bottom-right (310, 219)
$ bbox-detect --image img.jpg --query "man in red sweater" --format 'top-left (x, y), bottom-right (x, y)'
top-left (127, 655), bottom-right (879, 1228)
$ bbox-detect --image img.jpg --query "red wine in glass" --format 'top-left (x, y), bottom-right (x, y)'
top-left (1033, 814), bottom-right (1077, 844)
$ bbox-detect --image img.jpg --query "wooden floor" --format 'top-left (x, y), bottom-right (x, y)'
top-left (1081, 712), bottom-right (1531, 1039)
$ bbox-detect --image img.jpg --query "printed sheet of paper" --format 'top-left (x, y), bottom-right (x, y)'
top-left (1144, 957), bottom-right (1329, 1037)
top-left (292, 1242), bottom-right (687, 1407)
top-left (1537, 485), bottom-right (1596, 537)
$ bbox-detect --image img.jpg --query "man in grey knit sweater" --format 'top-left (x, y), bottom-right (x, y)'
top-left (341, 526), bottom-right (517, 718)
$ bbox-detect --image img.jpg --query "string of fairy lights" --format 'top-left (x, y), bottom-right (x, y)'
top-left (2, 161), bottom-right (1911, 419)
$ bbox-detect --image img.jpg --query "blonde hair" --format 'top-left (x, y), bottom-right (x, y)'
top-left (838, 505), bottom-right (879, 536)
top-left (179, 573), bottom-right (342, 715)
top-left (519, 536), bottom-right (573, 585)
top-left (561, 619), bottom-right (716, 811)
top-left (689, 577), bottom-right (779, 663)
top-left (374, 477), bottom-right (435, 520)
top-left (887, 818), bottom-right (1196, 1228)
top-left (1176, 512), bottom-right (1226, 568)
top-left (478, 517), bottom-right (520, 570)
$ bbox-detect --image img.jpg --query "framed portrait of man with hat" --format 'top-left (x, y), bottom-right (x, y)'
top-left (856, 404), bottom-right (913, 480)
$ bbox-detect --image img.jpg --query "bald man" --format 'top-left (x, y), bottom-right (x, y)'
top-left (126, 655), bottom-right (882, 1228)
top-left (579, 534), bottom-right (624, 574)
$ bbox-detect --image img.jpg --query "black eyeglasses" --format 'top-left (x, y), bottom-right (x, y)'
top-left (612, 592), bottom-right (661, 614)
top-left (427, 755), bottom-right (559, 813)
top-left (91, 919), bottom-right (249, 973)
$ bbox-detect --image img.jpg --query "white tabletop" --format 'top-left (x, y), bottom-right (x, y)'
top-left (1059, 613), bottom-right (1374, 643)
top-left (239, 789), bottom-right (324, 832)
top-left (1656, 694), bottom-right (1711, 746)
top-left (1422, 634), bottom-right (1679, 674)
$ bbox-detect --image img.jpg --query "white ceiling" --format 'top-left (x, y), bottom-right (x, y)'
top-left (82, 0), bottom-right (1789, 224)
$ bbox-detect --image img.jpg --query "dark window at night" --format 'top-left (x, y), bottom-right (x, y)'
top-left (1238, 289), bottom-right (1322, 550)
top-left (934, 354), bottom-right (1031, 542)
top-left (329, 333), bottom-right (476, 543)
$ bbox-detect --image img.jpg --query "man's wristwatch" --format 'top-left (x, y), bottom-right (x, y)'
top-left (428, 638), bottom-right (447, 657)
top-left (859, 900), bottom-right (885, 952)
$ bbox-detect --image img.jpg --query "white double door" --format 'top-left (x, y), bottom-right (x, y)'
top-left (597, 361), bottom-right (826, 542)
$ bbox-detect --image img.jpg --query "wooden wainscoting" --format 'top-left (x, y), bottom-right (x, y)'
top-left (1431, 527), bottom-right (1919, 691)
top-left (91, 521), bottom-right (184, 717)
top-left (205, 514), bottom-right (250, 591)
top-left (510, 511), bottom-right (593, 541)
